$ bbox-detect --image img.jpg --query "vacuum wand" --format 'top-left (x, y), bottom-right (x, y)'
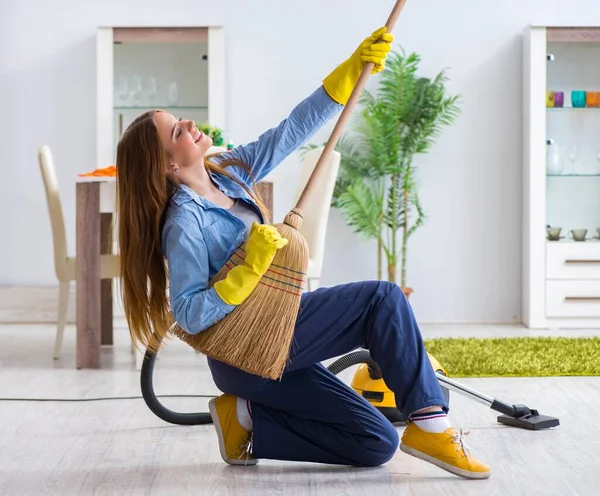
top-left (436, 373), bottom-right (494, 407)
top-left (436, 373), bottom-right (560, 430)
top-left (437, 373), bottom-right (531, 417)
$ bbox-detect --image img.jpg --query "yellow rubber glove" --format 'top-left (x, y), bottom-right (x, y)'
top-left (323, 27), bottom-right (394, 105)
top-left (214, 222), bottom-right (288, 305)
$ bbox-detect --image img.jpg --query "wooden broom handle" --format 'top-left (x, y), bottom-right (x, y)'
top-left (294, 0), bottom-right (408, 212)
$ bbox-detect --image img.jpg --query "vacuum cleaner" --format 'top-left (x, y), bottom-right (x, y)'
top-left (140, 338), bottom-right (560, 431)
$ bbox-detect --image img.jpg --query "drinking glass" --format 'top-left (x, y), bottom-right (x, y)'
top-left (116, 76), bottom-right (128, 105)
top-left (129, 74), bottom-right (142, 103)
top-left (146, 76), bottom-right (157, 104)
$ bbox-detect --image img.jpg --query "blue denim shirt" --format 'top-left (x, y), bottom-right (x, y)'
top-left (161, 86), bottom-right (342, 335)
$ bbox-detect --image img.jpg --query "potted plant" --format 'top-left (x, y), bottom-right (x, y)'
top-left (304, 48), bottom-right (460, 297)
top-left (195, 122), bottom-right (225, 147)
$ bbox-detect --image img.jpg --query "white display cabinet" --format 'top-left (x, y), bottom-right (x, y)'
top-left (523, 26), bottom-right (600, 328)
top-left (95, 27), bottom-right (225, 169)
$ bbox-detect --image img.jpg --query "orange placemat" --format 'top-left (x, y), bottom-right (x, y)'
top-left (78, 165), bottom-right (116, 177)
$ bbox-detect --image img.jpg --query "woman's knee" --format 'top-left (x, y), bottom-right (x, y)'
top-left (352, 420), bottom-right (400, 467)
top-left (374, 281), bottom-right (405, 301)
top-left (372, 281), bottom-right (410, 317)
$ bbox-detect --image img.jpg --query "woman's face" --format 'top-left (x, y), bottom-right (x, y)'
top-left (153, 112), bottom-right (213, 172)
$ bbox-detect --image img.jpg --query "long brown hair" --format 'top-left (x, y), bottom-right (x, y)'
top-left (116, 110), bottom-right (269, 353)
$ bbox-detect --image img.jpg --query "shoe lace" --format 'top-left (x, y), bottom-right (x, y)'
top-left (452, 428), bottom-right (472, 459)
top-left (238, 433), bottom-right (254, 466)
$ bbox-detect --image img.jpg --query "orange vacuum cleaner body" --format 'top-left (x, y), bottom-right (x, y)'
top-left (350, 353), bottom-right (449, 423)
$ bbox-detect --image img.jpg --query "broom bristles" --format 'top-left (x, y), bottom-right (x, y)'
top-left (170, 212), bottom-right (308, 380)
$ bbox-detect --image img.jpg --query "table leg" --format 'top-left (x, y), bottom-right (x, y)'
top-left (76, 182), bottom-right (101, 369)
top-left (256, 181), bottom-right (273, 220)
top-left (101, 213), bottom-right (113, 346)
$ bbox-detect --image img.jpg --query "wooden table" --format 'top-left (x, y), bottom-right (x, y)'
top-left (75, 176), bottom-right (273, 369)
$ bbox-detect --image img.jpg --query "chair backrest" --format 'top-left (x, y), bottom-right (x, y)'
top-left (293, 146), bottom-right (341, 278)
top-left (38, 145), bottom-right (68, 280)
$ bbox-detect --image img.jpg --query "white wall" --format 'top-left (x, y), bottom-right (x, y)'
top-left (4, 0), bottom-right (600, 323)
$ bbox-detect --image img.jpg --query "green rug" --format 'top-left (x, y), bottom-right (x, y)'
top-left (423, 337), bottom-right (600, 377)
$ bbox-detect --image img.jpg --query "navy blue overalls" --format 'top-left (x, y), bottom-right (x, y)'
top-left (207, 280), bottom-right (449, 467)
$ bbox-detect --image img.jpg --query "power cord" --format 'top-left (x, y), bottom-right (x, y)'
top-left (0, 394), bottom-right (216, 403)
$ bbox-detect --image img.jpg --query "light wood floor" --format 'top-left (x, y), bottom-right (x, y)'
top-left (1, 286), bottom-right (600, 495)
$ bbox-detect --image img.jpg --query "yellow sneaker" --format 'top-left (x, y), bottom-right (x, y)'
top-left (400, 423), bottom-right (491, 479)
top-left (208, 394), bottom-right (257, 466)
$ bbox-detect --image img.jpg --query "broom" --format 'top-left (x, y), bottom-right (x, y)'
top-left (171, 0), bottom-right (409, 380)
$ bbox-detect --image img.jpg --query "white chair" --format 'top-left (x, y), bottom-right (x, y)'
top-left (38, 145), bottom-right (120, 359)
top-left (293, 146), bottom-right (341, 291)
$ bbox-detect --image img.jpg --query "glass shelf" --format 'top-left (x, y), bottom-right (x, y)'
top-left (114, 105), bottom-right (208, 110)
top-left (546, 239), bottom-right (600, 243)
top-left (547, 173), bottom-right (600, 177)
top-left (547, 107), bottom-right (600, 111)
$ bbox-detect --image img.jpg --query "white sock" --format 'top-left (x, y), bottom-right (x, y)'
top-left (410, 409), bottom-right (452, 433)
top-left (236, 397), bottom-right (253, 431)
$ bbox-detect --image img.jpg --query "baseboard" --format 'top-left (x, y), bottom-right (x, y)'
top-left (418, 321), bottom-right (525, 326)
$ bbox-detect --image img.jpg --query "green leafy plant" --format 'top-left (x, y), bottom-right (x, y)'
top-left (303, 48), bottom-right (460, 290)
top-left (196, 122), bottom-right (224, 147)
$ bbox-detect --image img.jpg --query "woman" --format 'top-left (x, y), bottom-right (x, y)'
top-left (116, 27), bottom-right (491, 480)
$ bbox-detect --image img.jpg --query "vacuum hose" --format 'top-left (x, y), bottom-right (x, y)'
top-left (141, 338), bottom-right (387, 426)
top-left (140, 344), bottom-right (212, 425)
top-left (326, 350), bottom-right (382, 379)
